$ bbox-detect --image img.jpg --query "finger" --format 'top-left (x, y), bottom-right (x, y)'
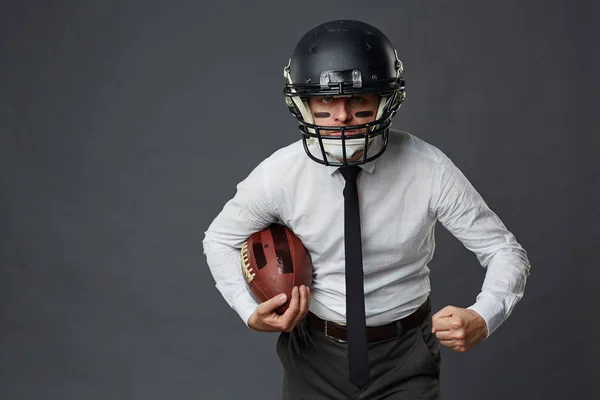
top-left (434, 330), bottom-right (456, 341)
top-left (432, 316), bottom-right (455, 332)
top-left (290, 286), bottom-right (305, 326)
top-left (439, 339), bottom-right (458, 348)
top-left (432, 305), bottom-right (456, 324)
top-left (291, 286), bottom-right (308, 327)
top-left (303, 285), bottom-right (311, 310)
top-left (258, 293), bottom-right (288, 316)
top-left (440, 339), bottom-right (468, 352)
top-left (281, 286), bottom-right (301, 327)
top-left (300, 286), bottom-right (308, 314)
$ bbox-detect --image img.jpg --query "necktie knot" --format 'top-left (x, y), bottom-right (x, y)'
top-left (339, 166), bottom-right (361, 182)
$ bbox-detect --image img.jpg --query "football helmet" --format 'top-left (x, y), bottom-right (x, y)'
top-left (283, 20), bottom-right (406, 166)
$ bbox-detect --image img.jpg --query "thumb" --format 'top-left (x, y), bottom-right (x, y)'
top-left (258, 293), bottom-right (288, 315)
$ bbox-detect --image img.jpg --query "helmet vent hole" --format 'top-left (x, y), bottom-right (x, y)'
top-left (365, 42), bottom-right (371, 51)
top-left (305, 78), bottom-right (311, 83)
top-left (309, 45), bottom-right (317, 53)
top-left (372, 74), bottom-right (378, 80)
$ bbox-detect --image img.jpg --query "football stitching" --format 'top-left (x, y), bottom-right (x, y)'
top-left (240, 241), bottom-right (256, 283)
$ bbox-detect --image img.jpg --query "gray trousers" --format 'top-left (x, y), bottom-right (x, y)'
top-left (276, 312), bottom-right (441, 400)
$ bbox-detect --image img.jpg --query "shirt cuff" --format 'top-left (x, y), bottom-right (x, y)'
top-left (232, 289), bottom-right (259, 328)
top-left (467, 292), bottom-right (506, 338)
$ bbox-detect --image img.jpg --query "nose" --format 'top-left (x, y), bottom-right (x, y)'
top-left (332, 99), bottom-right (353, 123)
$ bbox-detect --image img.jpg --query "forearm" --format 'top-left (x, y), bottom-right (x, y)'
top-left (203, 234), bottom-right (259, 326)
top-left (468, 249), bottom-right (531, 337)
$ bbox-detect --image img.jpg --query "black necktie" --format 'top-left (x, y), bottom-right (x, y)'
top-left (339, 166), bottom-right (369, 388)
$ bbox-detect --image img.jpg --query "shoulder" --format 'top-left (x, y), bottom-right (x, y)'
top-left (261, 139), bottom-right (307, 168)
top-left (386, 129), bottom-right (450, 166)
top-left (248, 139), bottom-right (312, 185)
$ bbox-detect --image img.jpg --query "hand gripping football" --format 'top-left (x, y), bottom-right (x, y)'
top-left (241, 224), bottom-right (313, 314)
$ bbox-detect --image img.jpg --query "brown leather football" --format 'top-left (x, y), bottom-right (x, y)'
top-left (241, 224), bottom-right (313, 314)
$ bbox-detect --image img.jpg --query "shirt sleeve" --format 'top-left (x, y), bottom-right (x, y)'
top-left (202, 161), bottom-right (279, 327)
top-left (430, 154), bottom-right (531, 338)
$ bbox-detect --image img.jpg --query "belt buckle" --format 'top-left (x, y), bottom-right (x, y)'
top-left (324, 321), bottom-right (347, 343)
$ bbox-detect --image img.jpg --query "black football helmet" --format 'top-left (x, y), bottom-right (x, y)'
top-left (283, 20), bottom-right (406, 166)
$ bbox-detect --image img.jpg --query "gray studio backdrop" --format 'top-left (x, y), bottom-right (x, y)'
top-left (1, 1), bottom-right (598, 399)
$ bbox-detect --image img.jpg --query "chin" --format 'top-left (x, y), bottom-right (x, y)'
top-left (330, 151), bottom-right (365, 163)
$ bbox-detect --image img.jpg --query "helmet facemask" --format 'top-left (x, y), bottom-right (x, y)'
top-left (284, 81), bottom-right (402, 166)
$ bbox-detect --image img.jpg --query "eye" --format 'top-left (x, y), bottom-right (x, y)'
top-left (351, 96), bottom-right (365, 103)
top-left (322, 96), bottom-right (333, 103)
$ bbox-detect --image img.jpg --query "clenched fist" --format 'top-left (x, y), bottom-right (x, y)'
top-left (432, 306), bottom-right (488, 352)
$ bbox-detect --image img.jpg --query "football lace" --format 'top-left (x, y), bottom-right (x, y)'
top-left (240, 241), bottom-right (255, 283)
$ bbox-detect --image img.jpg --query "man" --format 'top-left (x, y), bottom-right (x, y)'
top-left (203, 20), bottom-right (530, 399)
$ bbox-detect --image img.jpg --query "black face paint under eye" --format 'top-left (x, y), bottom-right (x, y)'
top-left (354, 111), bottom-right (374, 118)
top-left (313, 112), bottom-right (331, 118)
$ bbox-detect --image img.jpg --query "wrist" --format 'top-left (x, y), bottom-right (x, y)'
top-left (468, 309), bottom-right (488, 338)
top-left (247, 312), bottom-right (258, 330)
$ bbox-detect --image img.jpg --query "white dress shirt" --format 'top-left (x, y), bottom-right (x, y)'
top-left (202, 130), bottom-right (530, 337)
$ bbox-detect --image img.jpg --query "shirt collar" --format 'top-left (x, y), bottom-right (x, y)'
top-left (325, 157), bottom-right (379, 175)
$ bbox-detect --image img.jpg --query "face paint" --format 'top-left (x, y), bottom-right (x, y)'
top-left (313, 112), bottom-right (331, 118)
top-left (354, 111), bottom-right (374, 118)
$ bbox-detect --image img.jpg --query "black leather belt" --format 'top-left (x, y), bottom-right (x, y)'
top-left (307, 297), bottom-right (431, 343)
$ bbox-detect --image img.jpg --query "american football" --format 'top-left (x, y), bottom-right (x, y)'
top-left (241, 224), bottom-right (313, 314)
